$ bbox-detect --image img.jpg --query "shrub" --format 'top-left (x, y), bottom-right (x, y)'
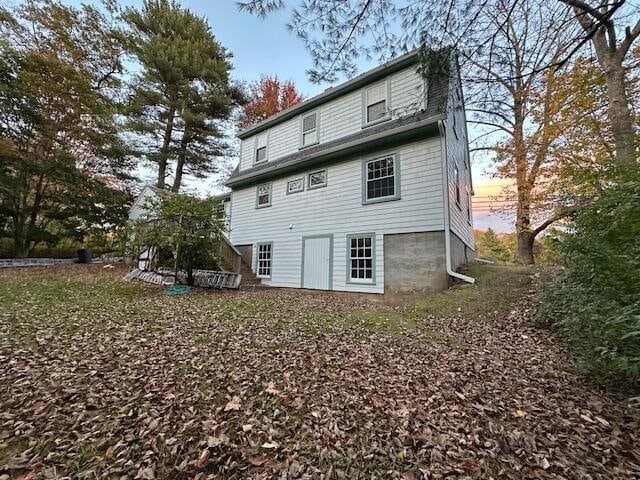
top-left (536, 170), bottom-right (640, 392)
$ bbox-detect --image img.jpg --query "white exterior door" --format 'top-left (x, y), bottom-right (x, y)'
top-left (303, 236), bottom-right (332, 290)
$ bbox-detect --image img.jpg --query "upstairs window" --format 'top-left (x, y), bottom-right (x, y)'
top-left (256, 242), bottom-right (272, 278)
top-left (308, 169), bottom-right (327, 189)
top-left (454, 164), bottom-right (461, 207)
top-left (255, 133), bottom-right (268, 164)
top-left (363, 154), bottom-right (399, 203)
top-left (301, 111), bottom-right (318, 147)
top-left (364, 81), bottom-right (389, 125)
top-left (348, 234), bottom-right (374, 283)
top-left (466, 186), bottom-right (472, 222)
top-left (256, 183), bottom-right (272, 208)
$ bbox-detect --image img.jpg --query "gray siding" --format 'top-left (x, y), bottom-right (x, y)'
top-left (443, 69), bottom-right (474, 250)
top-left (229, 138), bottom-right (444, 293)
top-left (238, 65), bottom-right (426, 172)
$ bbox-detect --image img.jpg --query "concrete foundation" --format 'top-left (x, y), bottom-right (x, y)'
top-left (383, 231), bottom-right (449, 292)
top-left (450, 232), bottom-right (475, 271)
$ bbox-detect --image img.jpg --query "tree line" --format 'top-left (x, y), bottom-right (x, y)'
top-left (0, 0), bottom-right (303, 258)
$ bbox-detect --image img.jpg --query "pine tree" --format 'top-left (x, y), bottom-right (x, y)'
top-left (124, 0), bottom-right (242, 191)
top-left (478, 228), bottom-right (512, 263)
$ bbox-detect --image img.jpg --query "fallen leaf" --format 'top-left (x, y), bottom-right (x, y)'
top-left (224, 396), bottom-right (242, 411)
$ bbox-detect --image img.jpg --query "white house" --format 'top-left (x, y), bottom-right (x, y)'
top-left (129, 185), bottom-right (231, 234)
top-left (225, 48), bottom-right (475, 294)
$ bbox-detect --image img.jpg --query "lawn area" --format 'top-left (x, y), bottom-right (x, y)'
top-left (0, 264), bottom-right (638, 479)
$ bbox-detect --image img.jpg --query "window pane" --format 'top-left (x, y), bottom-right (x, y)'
top-left (257, 184), bottom-right (270, 206)
top-left (366, 157), bottom-right (396, 200)
top-left (309, 170), bottom-right (326, 187)
top-left (348, 235), bottom-right (374, 282)
top-left (367, 100), bottom-right (386, 122)
top-left (256, 146), bottom-right (266, 162)
top-left (302, 113), bottom-right (316, 132)
top-left (257, 244), bottom-right (271, 277)
top-left (287, 178), bottom-right (303, 193)
top-left (302, 130), bottom-right (317, 146)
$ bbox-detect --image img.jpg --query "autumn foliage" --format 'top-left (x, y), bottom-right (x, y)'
top-left (238, 75), bottom-right (304, 129)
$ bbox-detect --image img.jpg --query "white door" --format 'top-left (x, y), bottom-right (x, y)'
top-left (303, 236), bottom-right (331, 290)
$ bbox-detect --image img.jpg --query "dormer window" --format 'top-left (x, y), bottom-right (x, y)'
top-left (255, 133), bottom-right (268, 164)
top-left (364, 81), bottom-right (389, 126)
top-left (301, 111), bottom-right (318, 147)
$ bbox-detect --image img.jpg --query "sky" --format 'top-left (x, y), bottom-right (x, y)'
top-left (71, 0), bottom-right (514, 231)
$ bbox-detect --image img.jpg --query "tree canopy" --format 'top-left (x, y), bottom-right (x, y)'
top-left (0, 0), bottom-right (133, 257)
top-left (124, 0), bottom-right (245, 192)
top-left (238, 75), bottom-right (304, 129)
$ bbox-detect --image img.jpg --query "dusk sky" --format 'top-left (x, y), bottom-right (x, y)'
top-left (65, 0), bottom-right (514, 231)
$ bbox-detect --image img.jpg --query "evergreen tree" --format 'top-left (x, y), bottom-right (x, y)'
top-left (478, 228), bottom-right (512, 263)
top-left (124, 0), bottom-right (242, 191)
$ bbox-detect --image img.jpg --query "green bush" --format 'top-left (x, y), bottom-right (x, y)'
top-left (536, 170), bottom-right (640, 391)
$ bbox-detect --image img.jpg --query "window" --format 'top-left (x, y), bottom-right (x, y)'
top-left (364, 81), bottom-right (389, 125)
top-left (256, 183), bottom-right (271, 208)
top-left (363, 154), bottom-right (399, 203)
top-left (454, 164), bottom-right (461, 207)
top-left (287, 177), bottom-right (304, 194)
top-left (308, 169), bottom-right (327, 189)
top-left (347, 234), bottom-right (374, 283)
top-left (466, 187), bottom-right (472, 222)
top-left (255, 133), bottom-right (268, 164)
top-left (301, 111), bottom-right (318, 147)
top-left (256, 243), bottom-right (272, 278)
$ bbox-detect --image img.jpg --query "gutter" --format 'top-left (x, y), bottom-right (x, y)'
top-left (438, 120), bottom-right (475, 285)
top-left (237, 49), bottom-right (422, 139)
top-left (227, 113), bottom-right (443, 188)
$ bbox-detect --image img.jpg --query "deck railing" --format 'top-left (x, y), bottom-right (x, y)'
top-left (219, 234), bottom-right (242, 273)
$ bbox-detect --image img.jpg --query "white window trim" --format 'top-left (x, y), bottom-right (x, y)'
top-left (255, 242), bottom-right (273, 279)
top-left (256, 182), bottom-right (272, 208)
top-left (254, 133), bottom-right (269, 165)
top-left (286, 177), bottom-right (305, 194)
top-left (454, 164), bottom-right (461, 209)
top-left (346, 233), bottom-right (376, 285)
top-left (300, 110), bottom-right (319, 149)
top-left (307, 169), bottom-right (327, 190)
top-left (362, 153), bottom-right (401, 204)
top-left (362, 79), bottom-right (391, 128)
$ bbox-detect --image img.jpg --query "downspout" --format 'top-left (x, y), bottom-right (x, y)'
top-left (438, 120), bottom-right (475, 284)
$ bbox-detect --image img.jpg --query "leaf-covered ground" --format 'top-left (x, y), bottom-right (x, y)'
top-left (0, 264), bottom-right (638, 479)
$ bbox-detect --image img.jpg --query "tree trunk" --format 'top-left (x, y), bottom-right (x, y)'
top-left (516, 230), bottom-right (535, 264)
top-left (602, 59), bottom-right (637, 168)
top-left (171, 130), bottom-right (190, 193)
top-left (157, 106), bottom-right (176, 189)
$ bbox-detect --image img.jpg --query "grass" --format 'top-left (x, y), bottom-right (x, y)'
top-left (1, 263), bottom-right (638, 479)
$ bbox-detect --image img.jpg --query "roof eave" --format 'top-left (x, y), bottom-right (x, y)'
top-left (237, 49), bottom-right (421, 140)
top-left (227, 114), bottom-right (443, 189)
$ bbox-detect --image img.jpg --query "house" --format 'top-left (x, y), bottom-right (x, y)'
top-left (225, 48), bottom-right (475, 294)
top-left (129, 185), bottom-right (232, 234)
top-left (128, 186), bottom-right (234, 271)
